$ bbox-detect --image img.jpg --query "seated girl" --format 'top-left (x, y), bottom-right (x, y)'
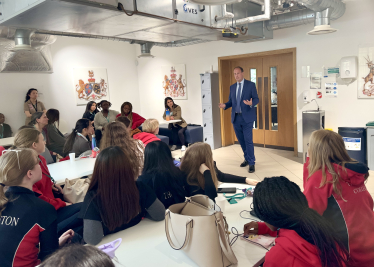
top-left (180, 142), bottom-right (258, 201)
top-left (0, 148), bottom-right (74, 267)
top-left (243, 176), bottom-right (349, 267)
top-left (100, 122), bottom-right (145, 169)
top-left (0, 113), bottom-right (12, 138)
top-left (13, 128), bottom-right (83, 237)
top-left (63, 119), bottom-right (94, 157)
top-left (93, 100), bottom-right (119, 145)
top-left (138, 141), bottom-right (187, 208)
top-left (133, 118), bottom-right (161, 146)
top-left (79, 146), bottom-right (165, 245)
top-left (304, 129), bottom-right (374, 266)
top-left (116, 101), bottom-right (145, 130)
top-left (44, 109), bottom-right (67, 157)
top-left (82, 101), bottom-right (98, 125)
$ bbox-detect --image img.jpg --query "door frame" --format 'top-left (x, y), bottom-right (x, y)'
top-left (218, 48), bottom-right (297, 156)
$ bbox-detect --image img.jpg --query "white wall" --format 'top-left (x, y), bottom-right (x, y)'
top-left (0, 37), bottom-right (139, 134)
top-left (136, 0), bottom-right (374, 153)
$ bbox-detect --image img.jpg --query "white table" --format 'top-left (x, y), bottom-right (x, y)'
top-left (0, 137), bottom-right (14, 147)
top-left (97, 183), bottom-right (266, 267)
top-left (161, 119), bottom-right (181, 124)
top-left (47, 158), bottom-right (96, 184)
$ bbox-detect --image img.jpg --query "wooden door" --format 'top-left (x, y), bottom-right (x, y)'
top-left (262, 53), bottom-right (294, 148)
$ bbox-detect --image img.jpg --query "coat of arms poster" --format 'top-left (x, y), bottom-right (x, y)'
top-left (161, 64), bottom-right (187, 100)
top-left (358, 45), bottom-right (374, 99)
top-left (73, 68), bottom-right (110, 105)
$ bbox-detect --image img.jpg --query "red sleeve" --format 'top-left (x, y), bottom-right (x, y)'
top-left (303, 165), bottom-right (332, 216)
top-left (257, 222), bottom-right (277, 237)
top-left (0, 146), bottom-right (5, 155)
top-left (116, 114), bottom-right (121, 118)
top-left (131, 113), bottom-right (146, 129)
top-left (33, 156), bottom-right (66, 210)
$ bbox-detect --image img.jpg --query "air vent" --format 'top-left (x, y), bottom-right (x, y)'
top-left (308, 25), bottom-right (337, 35)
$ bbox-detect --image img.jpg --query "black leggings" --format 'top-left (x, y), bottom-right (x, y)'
top-left (171, 125), bottom-right (187, 146)
top-left (57, 202), bottom-right (83, 237)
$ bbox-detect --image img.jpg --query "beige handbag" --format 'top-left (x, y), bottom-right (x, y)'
top-left (165, 195), bottom-right (238, 267)
top-left (62, 177), bottom-right (91, 203)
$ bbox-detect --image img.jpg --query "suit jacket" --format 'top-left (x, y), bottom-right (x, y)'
top-left (224, 79), bottom-right (259, 123)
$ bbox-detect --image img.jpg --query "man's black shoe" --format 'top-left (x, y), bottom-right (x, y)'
top-left (249, 165), bottom-right (255, 173)
top-left (240, 160), bottom-right (249, 167)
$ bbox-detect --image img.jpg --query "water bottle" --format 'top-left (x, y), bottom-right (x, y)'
top-left (165, 109), bottom-right (170, 121)
top-left (91, 136), bottom-right (96, 149)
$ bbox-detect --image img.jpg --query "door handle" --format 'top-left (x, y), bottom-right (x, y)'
top-left (202, 95), bottom-right (205, 98)
top-left (205, 138), bottom-right (207, 141)
top-left (203, 109), bottom-right (206, 112)
top-left (204, 123), bottom-right (206, 127)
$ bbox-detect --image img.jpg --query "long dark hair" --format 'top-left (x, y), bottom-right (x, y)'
top-left (164, 97), bottom-right (178, 110)
top-left (25, 88), bottom-right (37, 102)
top-left (88, 146), bottom-right (141, 231)
top-left (46, 109), bottom-right (60, 125)
top-left (85, 101), bottom-right (98, 114)
top-left (63, 119), bottom-right (90, 155)
top-left (39, 244), bottom-right (115, 267)
top-left (253, 177), bottom-right (350, 267)
top-left (142, 141), bottom-right (187, 205)
top-left (97, 100), bottom-right (111, 110)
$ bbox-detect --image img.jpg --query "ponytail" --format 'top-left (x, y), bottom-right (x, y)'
top-left (0, 149), bottom-right (39, 215)
top-left (253, 177), bottom-right (350, 267)
top-left (63, 119), bottom-right (90, 155)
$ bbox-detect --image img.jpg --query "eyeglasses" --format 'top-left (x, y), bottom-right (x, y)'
top-left (2, 149), bottom-right (21, 169)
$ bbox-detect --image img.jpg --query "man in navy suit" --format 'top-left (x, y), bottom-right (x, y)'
top-left (218, 66), bottom-right (259, 173)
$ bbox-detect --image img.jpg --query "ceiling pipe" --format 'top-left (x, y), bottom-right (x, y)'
top-left (295, 0), bottom-right (345, 20)
top-left (13, 29), bottom-right (35, 51)
top-left (308, 7), bottom-right (337, 35)
top-left (266, 9), bottom-right (315, 30)
top-left (215, 4), bottom-right (234, 21)
top-left (138, 42), bottom-right (154, 58)
top-left (235, 0), bottom-right (271, 25)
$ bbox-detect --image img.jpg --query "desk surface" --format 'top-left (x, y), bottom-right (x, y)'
top-left (161, 119), bottom-right (181, 124)
top-left (98, 183), bottom-right (266, 267)
top-left (0, 137), bottom-right (14, 147)
top-left (48, 158), bottom-right (96, 184)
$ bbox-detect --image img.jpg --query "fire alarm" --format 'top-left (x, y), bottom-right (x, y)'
top-left (316, 91), bottom-right (322, 99)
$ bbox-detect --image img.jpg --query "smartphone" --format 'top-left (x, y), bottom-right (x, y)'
top-left (217, 187), bottom-right (236, 194)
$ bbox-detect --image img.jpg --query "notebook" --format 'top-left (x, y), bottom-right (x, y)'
top-left (240, 234), bottom-right (276, 249)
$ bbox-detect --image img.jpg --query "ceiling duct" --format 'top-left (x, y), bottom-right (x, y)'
top-left (12, 29), bottom-right (35, 51)
top-left (266, 0), bottom-right (345, 32)
top-left (308, 8), bottom-right (337, 35)
top-left (0, 26), bottom-right (57, 72)
top-left (138, 42), bottom-right (154, 58)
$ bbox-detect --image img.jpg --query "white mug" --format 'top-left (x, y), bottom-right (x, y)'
top-left (69, 153), bottom-right (76, 162)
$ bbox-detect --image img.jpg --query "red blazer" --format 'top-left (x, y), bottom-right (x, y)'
top-left (133, 132), bottom-right (160, 147)
top-left (116, 112), bottom-right (145, 130)
top-left (33, 155), bottom-right (66, 210)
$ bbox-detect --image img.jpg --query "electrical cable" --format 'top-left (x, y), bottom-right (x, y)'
top-left (118, 3), bottom-right (136, 16)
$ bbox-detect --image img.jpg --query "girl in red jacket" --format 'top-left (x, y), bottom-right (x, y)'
top-left (244, 176), bottom-right (349, 267)
top-left (133, 118), bottom-right (161, 147)
top-left (13, 128), bottom-right (83, 237)
top-left (304, 130), bottom-right (374, 266)
top-left (116, 101), bottom-right (145, 130)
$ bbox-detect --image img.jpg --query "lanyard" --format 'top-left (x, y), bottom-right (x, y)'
top-left (77, 132), bottom-right (88, 141)
top-left (30, 100), bottom-right (38, 111)
top-left (39, 158), bottom-right (56, 184)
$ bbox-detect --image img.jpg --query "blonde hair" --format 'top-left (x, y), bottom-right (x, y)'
top-left (308, 129), bottom-right (359, 199)
top-left (180, 142), bottom-right (218, 189)
top-left (142, 119), bottom-right (159, 134)
top-left (13, 128), bottom-right (41, 149)
top-left (0, 148), bottom-right (39, 215)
